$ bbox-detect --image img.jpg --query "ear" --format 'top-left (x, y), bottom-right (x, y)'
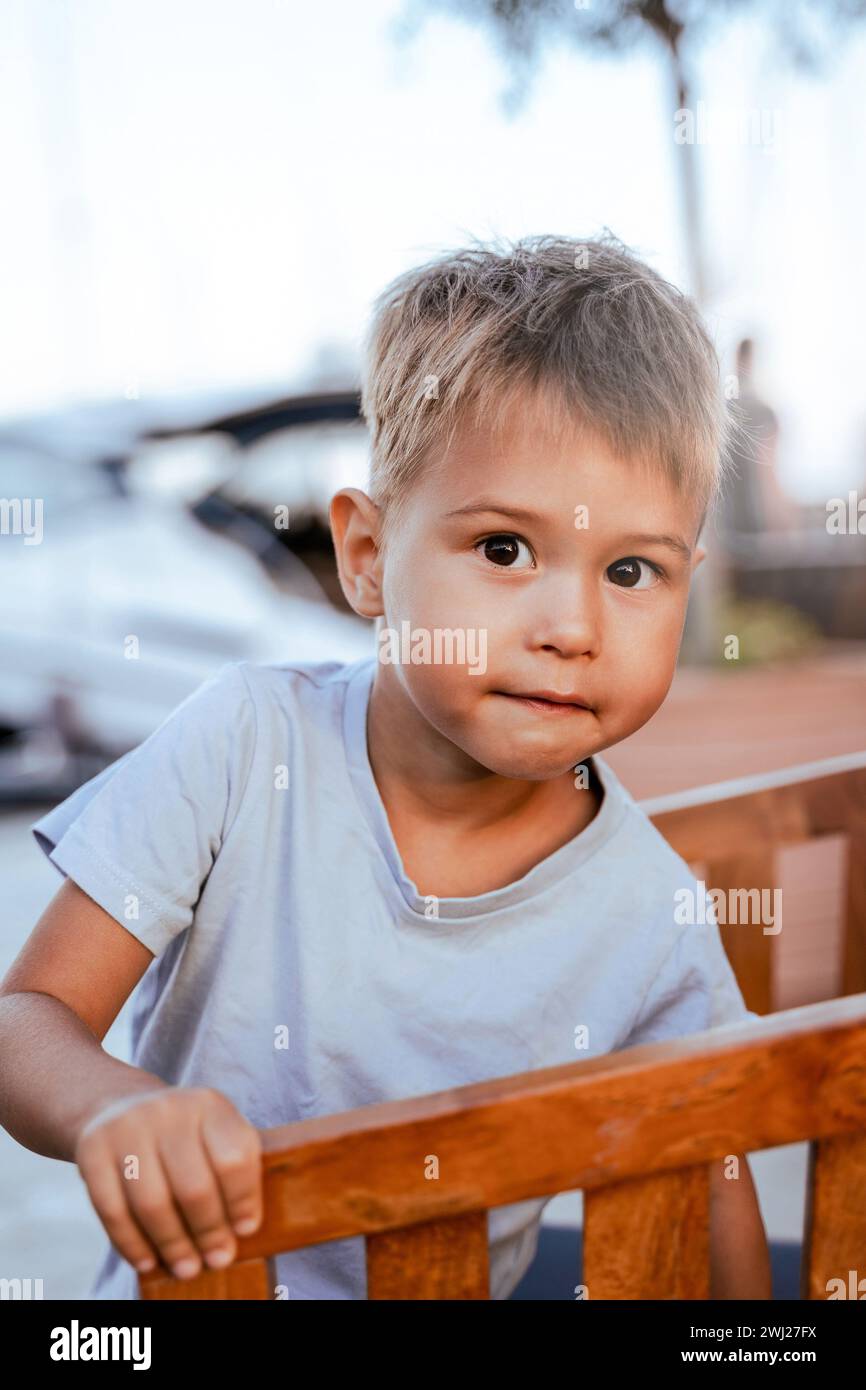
top-left (692, 545), bottom-right (707, 571)
top-left (329, 488), bottom-right (385, 618)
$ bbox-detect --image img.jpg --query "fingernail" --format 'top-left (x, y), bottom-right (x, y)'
top-left (204, 1247), bottom-right (233, 1269)
top-left (173, 1257), bottom-right (201, 1279)
top-left (136, 1258), bottom-right (156, 1273)
top-left (234, 1217), bottom-right (258, 1235)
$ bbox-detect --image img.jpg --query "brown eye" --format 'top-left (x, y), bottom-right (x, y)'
top-left (607, 557), bottom-right (659, 590)
top-left (476, 534), bottom-right (533, 568)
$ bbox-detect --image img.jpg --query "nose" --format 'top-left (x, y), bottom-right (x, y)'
top-left (525, 570), bottom-right (601, 659)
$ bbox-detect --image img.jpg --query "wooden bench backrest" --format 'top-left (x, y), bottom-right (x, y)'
top-left (643, 750), bottom-right (866, 1013)
top-left (138, 752), bottom-right (866, 1300)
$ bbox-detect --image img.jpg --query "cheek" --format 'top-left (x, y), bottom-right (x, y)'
top-left (606, 595), bottom-right (684, 676)
top-left (378, 547), bottom-right (495, 718)
top-left (386, 553), bottom-right (489, 628)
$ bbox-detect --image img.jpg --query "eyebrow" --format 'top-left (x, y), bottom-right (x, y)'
top-left (444, 501), bottom-right (544, 525)
top-left (616, 532), bottom-right (694, 561)
top-left (444, 503), bottom-right (693, 560)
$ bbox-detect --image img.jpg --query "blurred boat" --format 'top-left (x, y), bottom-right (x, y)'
top-left (0, 396), bottom-right (374, 799)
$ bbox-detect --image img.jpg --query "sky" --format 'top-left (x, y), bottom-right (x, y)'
top-left (2, 0), bottom-right (865, 501)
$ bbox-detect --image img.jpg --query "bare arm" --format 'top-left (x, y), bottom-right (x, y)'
top-left (709, 1153), bottom-right (772, 1298)
top-left (0, 877), bottom-right (264, 1280)
top-left (0, 877), bottom-right (166, 1160)
top-left (0, 991), bottom-right (169, 1161)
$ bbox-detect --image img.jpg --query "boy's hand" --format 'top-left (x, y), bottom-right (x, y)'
top-left (74, 1086), bottom-right (263, 1281)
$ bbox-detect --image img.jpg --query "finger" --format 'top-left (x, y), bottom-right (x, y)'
top-left (200, 1105), bottom-right (263, 1238)
top-left (157, 1127), bottom-right (238, 1269)
top-left (124, 1146), bottom-right (206, 1280)
top-left (77, 1135), bottom-right (161, 1275)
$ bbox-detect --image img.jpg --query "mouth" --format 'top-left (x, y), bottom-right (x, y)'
top-left (495, 690), bottom-right (593, 714)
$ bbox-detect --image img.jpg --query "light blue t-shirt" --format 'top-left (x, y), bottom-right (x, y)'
top-left (31, 654), bottom-right (756, 1300)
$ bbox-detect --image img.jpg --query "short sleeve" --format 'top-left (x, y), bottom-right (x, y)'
top-left (618, 912), bottom-right (760, 1051)
top-left (30, 661), bottom-right (257, 957)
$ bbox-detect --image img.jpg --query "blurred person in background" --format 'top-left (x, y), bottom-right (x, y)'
top-left (721, 337), bottom-right (799, 536)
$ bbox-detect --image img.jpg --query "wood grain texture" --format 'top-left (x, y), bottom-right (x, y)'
top-left (843, 833), bottom-right (866, 995)
top-left (366, 1212), bottom-right (489, 1299)
top-left (802, 1133), bottom-right (866, 1300)
top-left (584, 1166), bottom-right (710, 1300)
top-left (140, 1254), bottom-right (271, 1300)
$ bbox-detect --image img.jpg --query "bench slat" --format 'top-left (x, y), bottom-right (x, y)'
top-left (366, 1212), bottom-right (489, 1299)
top-left (802, 1133), bottom-right (866, 1300)
top-left (705, 849), bottom-right (776, 1014)
top-left (584, 1165), bottom-right (710, 1299)
top-left (843, 832), bottom-right (866, 995)
top-left (141, 1254), bottom-right (271, 1300)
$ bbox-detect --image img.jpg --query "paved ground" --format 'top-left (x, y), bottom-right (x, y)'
top-left (1, 642), bottom-right (863, 1298)
top-left (0, 808), bottom-right (131, 1299)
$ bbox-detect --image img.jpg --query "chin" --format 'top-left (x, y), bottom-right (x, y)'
top-left (468, 741), bottom-right (587, 781)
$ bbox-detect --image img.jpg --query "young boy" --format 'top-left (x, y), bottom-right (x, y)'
top-left (0, 233), bottom-right (771, 1300)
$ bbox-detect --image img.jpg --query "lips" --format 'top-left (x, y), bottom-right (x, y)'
top-left (498, 690), bottom-right (592, 711)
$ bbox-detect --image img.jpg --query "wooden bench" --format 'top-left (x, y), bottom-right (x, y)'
top-left (641, 749), bottom-right (866, 1013)
top-left (138, 752), bottom-right (866, 1300)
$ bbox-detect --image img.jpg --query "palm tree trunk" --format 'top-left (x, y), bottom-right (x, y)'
top-left (670, 50), bottom-right (724, 666)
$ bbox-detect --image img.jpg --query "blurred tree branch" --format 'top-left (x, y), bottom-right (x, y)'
top-left (392, 0), bottom-right (866, 305)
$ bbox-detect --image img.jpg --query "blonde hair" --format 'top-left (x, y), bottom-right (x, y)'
top-left (359, 231), bottom-right (740, 547)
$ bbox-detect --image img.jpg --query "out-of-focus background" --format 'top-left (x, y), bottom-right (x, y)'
top-left (2, 0), bottom-right (865, 1300)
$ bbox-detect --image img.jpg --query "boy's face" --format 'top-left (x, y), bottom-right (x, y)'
top-left (333, 396), bottom-right (707, 781)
